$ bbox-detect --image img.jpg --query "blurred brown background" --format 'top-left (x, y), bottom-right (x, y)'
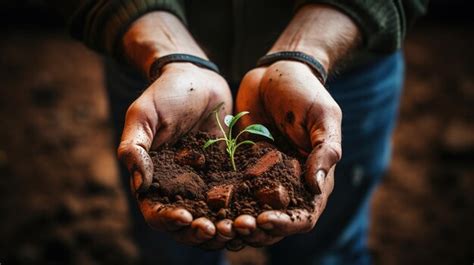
top-left (0, 1), bottom-right (473, 264)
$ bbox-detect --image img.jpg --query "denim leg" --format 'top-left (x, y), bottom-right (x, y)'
top-left (104, 59), bottom-right (226, 265)
top-left (268, 51), bottom-right (404, 265)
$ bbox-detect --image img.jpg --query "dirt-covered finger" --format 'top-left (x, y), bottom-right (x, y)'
top-left (234, 214), bottom-right (257, 236)
top-left (305, 101), bottom-right (342, 194)
top-left (118, 106), bottom-right (156, 193)
top-left (139, 200), bottom-right (192, 231)
top-left (172, 217), bottom-right (216, 245)
top-left (305, 140), bottom-right (341, 194)
top-left (216, 219), bottom-right (235, 239)
top-left (199, 219), bottom-right (235, 250)
top-left (191, 217), bottom-right (216, 241)
top-left (257, 209), bottom-right (315, 236)
top-left (118, 144), bottom-right (154, 193)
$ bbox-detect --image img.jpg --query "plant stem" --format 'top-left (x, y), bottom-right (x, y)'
top-left (230, 150), bottom-right (237, 171)
top-left (234, 129), bottom-right (246, 142)
top-left (216, 111), bottom-right (227, 141)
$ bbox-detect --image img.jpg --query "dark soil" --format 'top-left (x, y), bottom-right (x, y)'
top-left (144, 132), bottom-right (314, 221)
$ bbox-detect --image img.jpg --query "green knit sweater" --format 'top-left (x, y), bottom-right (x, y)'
top-left (52, 0), bottom-right (428, 80)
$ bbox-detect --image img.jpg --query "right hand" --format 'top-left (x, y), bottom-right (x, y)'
top-left (117, 62), bottom-right (234, 248)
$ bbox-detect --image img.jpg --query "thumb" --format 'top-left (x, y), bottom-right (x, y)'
top-left (117, 107), bottom-right (156, 194)
top-left (305, 141), bottom-right (341, 194)
top-left (305, 106), bottom-right (342, 194)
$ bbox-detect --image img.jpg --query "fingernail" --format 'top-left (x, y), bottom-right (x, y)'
top-left (260, 222), bottom-right (274, 230)
top-left (133, 171), bottom-right (144, 193)
top-left (316, 170), bottom-right (326, 191)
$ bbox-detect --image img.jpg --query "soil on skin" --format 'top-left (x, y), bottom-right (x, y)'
top-left (144, 132), bottom-right (314, 221)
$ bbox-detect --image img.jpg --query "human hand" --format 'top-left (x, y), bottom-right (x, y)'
top-left (117, 62), bottom-right (233, 247)
top-left (116, 11), bottom-right (238, 248)
top-left (228, 2), bottom-right (360, 248)
top-left (232, 60), bottom-right (341, 247)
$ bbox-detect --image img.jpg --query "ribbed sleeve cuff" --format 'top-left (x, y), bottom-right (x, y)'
top-left (69, 0), bottom-right (186, 57)
top-left (295, 0), bottom-right (406, 53)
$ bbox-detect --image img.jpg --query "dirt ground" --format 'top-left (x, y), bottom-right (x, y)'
top-left (0, 23), bottom-right (472, 265)
top-left (368, 24), bottom-right (474, 265)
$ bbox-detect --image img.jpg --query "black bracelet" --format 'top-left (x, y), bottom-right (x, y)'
top-left (256, 51), bottom-right (328, 84)
top-left (149, 53), bottom-right (220, 82)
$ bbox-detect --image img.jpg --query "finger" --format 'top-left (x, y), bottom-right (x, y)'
top-left (234, 215), bottom-right (257, 236)
top-left (312, 166), bottom-right (336, 208)
top-left (172, 217), bottom-right (216, 246)
top-left (257, 209), bottom-right (315, 236)
top-left (118, 140), bottom-right (154, 193)
top-left (192, 217), bottom-right (216, 241)
top-left (118, 104), bottom-right (157, 193)
top-left (305, 103), bottom-right (342, 194)
top-left (139, 199), bottom-right (192, 231)
top-left (242, 227), bottom-right (283, 248)
top-left (305, 142), bottom-right (340, 194)
top-left (200, 219), bottom-right (235, 250)
top-left (216, 219), bottom-right (235, 239)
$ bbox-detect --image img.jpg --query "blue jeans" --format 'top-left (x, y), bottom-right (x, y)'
top-left (105, 51), bottom-right (404, 265)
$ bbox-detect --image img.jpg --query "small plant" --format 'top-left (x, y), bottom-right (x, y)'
top-left (204, 104), bottom-right (274, 171)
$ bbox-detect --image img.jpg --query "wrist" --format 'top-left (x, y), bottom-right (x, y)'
top-left (268, 45), bottom-right (330, 73)
top-left (122, 11), bottom-right (207, 77)
top-left (138, 49), bottom-right (207, 79)
top-left (149, 54), bottom-right (220, 82)
top-left (160, 61), bottom-right (200, 74)
top-left (257, 51), bottom-right (327, 84)
top-left (268, 4), bottom-right (360, 73)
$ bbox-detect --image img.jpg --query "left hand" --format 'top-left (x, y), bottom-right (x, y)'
top-left (117, 63), bottom-right (234, 249)
top-left (233, 60), bottom-right (342, 247)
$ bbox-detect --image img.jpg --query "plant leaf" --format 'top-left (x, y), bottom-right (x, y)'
top-left (224, 115), bottom-right (233, 126)
top-left (243, 124), bottom-right (274, 140)
top-left (229, 111), bottom-right (249, 129)
top-left (203, 138), bottom-right (224, 149)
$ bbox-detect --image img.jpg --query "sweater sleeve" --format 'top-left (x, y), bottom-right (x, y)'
top-left (48, 0), bottom-right (186, 57)
top-left (295, 0), bottom-right (429, 53)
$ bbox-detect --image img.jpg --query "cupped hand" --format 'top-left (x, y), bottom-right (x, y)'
top-left (118, 62), bottom-right (233, 247)
top-left (233, 61), bottom-right (342, 247)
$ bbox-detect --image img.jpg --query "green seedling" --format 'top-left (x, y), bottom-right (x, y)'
top-left (204, 104), bottom-right (274, 171)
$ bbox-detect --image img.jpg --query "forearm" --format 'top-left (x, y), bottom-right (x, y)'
top-left (122, 11), bottom-right (206, 78)
top-left (269, 4), bottom-right (361, 72)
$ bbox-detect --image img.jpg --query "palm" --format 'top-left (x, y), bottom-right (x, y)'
top-left (233, 61), bottom-right (342, 247)
top-left (118, 63), bottom-right (234, 249)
